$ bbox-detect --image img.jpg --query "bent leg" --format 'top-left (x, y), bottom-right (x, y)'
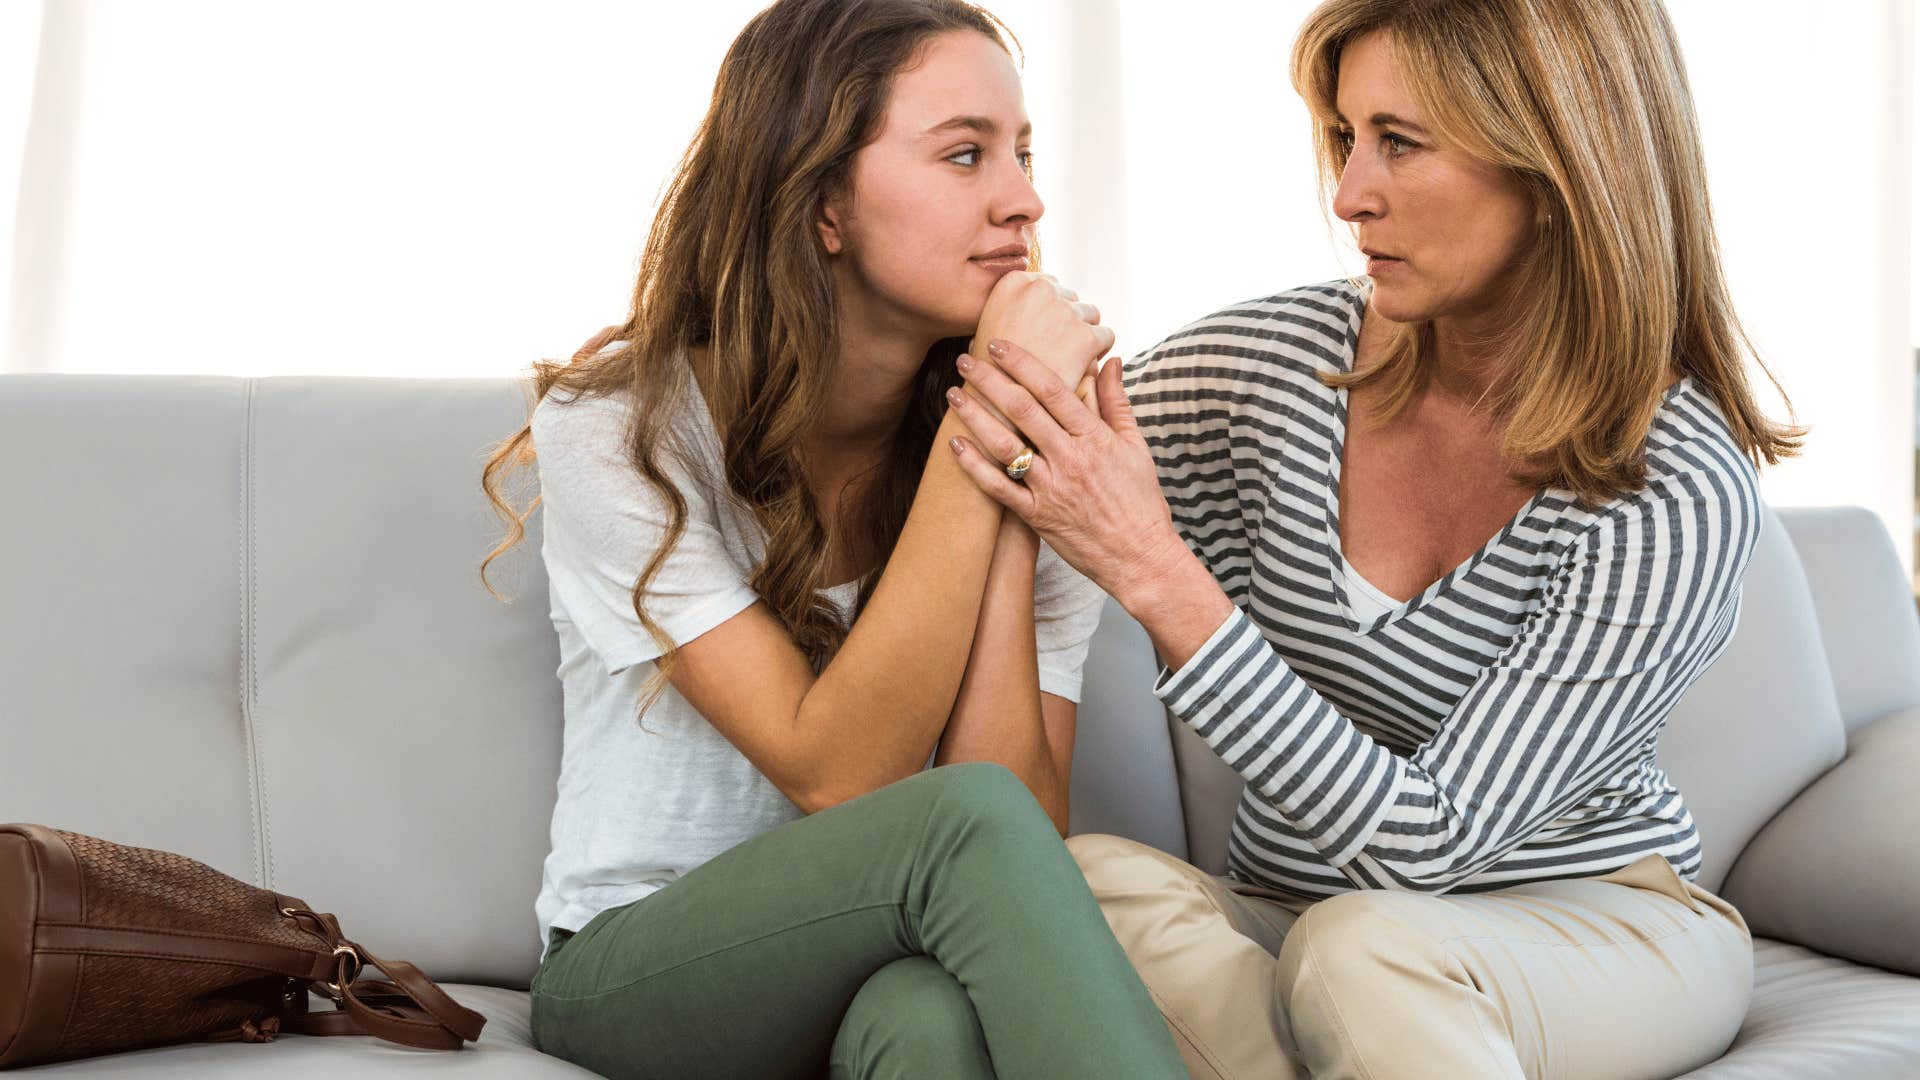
top-left (1275, 854), bottom-right (1754, 1080)
top-left (1068, 833), bottom-right (1309, 1080)
top-left (829, 956), bottom-right (993, 1080)
top-left (532, 764), bottom-right (1185, 1080)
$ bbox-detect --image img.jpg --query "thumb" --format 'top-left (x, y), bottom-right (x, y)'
top-left (1094, 356), bottom-right (1137, 433)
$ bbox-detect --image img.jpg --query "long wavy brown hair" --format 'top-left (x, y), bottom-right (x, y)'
top-left (481, 0), bottom-right (1021, 720)
top-left (1292, 0), bottom-right (1802, 502)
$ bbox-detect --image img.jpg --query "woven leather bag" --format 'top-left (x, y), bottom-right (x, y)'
top-left (0, 824), bottom-right (486, 1068)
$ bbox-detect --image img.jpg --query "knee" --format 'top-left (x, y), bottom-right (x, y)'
top-left (831, 957), bottom-right (986, 1077)
top-left (921, 762), bottom-right (1045, 833)
top-left (1277, 891), bottom-right (1449, 1024)
top-left (1066, 833), bottom-right (1200, 903)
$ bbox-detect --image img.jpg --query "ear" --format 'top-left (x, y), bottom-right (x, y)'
top-left (816, 195), bottom-right (846, 256)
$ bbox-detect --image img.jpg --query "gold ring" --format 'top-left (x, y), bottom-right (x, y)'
top-left (1004, 447), bottom-right (1036, 481)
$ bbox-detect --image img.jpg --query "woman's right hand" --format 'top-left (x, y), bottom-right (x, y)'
top-left (970, 272), bottom-right (1113, 390)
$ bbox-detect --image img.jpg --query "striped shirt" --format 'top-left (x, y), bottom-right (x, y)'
top-left (1128, 279), bottom-right (1762, 897)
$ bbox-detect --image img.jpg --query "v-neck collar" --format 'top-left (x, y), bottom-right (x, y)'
top-left (1321, 282), bottom-right (1552, 634)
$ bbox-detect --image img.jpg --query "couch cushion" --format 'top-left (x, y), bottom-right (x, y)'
top-left (1655, 507), bottom-right (1846, 892)
top-left (1677, 939), bottom-right (1920, 1078)
top-left (12, 986), bottom-right (596, 1077)
top-left (1776, 506), bottom-right (1920, 732)
top-left (1720, 708), bottom-right (1920, 976)
top-left (243, 378), bottom-right (563, 987)
top-left (0, 376), bottom-right (259, 887)
top-left (1069, 597), bottom-right (1188, 858)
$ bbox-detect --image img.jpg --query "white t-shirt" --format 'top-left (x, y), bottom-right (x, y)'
top-left (529, 369), bottom-right (1108, 951)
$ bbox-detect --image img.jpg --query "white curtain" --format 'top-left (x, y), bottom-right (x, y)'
top-left (5, 0), bottom-right (1914, 574)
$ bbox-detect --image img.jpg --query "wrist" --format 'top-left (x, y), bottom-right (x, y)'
top-left (1110, 529), bottom-right (1196, 610)
top-left (1113, 534), bottom-right (1236, 671)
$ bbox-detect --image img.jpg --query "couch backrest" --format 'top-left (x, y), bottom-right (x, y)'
top-left (1170, 506), bottom-right (1851, 893)
top-left (3, 376), bottom-right (565, 988)
top-left (1775, 506), bottom-right (1920, 732)
top-left (0, 375), bottom-right (1884, 988)
top-left (1655, 509), bottom-right (1846, 891)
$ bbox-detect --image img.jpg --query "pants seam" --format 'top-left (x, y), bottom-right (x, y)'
top-left (1445, 949), bottom-right (1518, 1079)
top-left (1302, 928), bottom-right (1377, 1080)
top-left (1143, 982), bottom-right (1238, 1080)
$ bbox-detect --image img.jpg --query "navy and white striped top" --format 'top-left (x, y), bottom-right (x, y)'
top-left (1128, 279), bottom-right (1762, 897)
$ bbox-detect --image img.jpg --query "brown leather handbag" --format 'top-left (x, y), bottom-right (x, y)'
top-left (0, 824), bottom-right (486, 1068)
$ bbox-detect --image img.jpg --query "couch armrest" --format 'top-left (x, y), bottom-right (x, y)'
top-left (1720, 708), bottom-right (1920, 975)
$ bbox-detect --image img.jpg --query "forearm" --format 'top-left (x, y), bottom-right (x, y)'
top-left (794, 409), bottom-right (1007, 804)
top-left (934, 514), bottom-right (1066, 830)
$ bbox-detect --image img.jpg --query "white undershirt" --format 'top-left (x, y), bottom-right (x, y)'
top-left (1340, 555), bottom-right (1403, 621)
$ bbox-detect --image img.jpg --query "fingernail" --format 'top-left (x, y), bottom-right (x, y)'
top-left (986, 340), bottom-right (1008, 359)
top-left (949, 436), bottom-right (965, 454)
top-left (956, 354), bottom-right (974, 373)
top-left (945, 387), bottom-right (965, 408)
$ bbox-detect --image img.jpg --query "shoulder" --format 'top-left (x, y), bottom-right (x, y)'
top-left (1123, 278), bottom-right (1366, 399)
top-left (530, 384), bottom-right (634, 457)
top-left (531, 365), bottom-right (726, 512)
top-left (1559, 379), bottom-right (1765, 589)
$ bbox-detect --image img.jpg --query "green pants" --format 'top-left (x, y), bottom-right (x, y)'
top-left (528, 763), bottom-right (1186, 1079)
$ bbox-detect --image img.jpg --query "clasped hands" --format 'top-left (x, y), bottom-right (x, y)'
top-left (947, 271), bottom-right (1189, 607)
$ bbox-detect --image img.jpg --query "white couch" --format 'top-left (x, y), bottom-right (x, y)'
top-left (4, 375), bottom-right (1917, 1077)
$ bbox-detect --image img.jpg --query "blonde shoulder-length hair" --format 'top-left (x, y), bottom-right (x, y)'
top-left (1291, 0), bottom-right (1801, 502)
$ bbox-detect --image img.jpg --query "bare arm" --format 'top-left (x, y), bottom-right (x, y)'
top-left (656, 274), bottom-right (1113, 814)
top-left (933, 513), bottom-right (1076, 834)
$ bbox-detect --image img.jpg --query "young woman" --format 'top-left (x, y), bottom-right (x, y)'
top-left (944, 0), bottom-right (1799, 1077)
top-left (479, 1), bottom-right (1185, 1078)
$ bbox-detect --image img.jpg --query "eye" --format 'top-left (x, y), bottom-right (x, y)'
top-left (1332, 127), bottom-right (1355, 153)
top-left (1017, 149), bottom-right (1035, 178)
top-left (1382, 132), bottom-right (1419, 157)
top-left (946, 146), bottom-right (981, 167)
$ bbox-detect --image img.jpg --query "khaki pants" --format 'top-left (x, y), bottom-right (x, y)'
top-left (1067, 834), bottom-right (1754, 1080)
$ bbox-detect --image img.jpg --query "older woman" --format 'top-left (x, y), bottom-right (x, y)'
top-left (944, 0), bottom-right (1800, 1077)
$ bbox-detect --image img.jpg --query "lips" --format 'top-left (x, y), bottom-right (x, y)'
top-left (970, 243), bottom-right (1030, 264)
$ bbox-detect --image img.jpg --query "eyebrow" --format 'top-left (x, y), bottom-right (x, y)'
top-left (921, 115), bottom-right (1033, 139)
top-left (1333, 111), bottom-right (1432, 136)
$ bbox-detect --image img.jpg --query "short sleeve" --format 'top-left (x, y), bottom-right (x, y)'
top-left (1031, 540), bottom-right (1109, 703)
top-left (531, 391), bottom-right (759, 677)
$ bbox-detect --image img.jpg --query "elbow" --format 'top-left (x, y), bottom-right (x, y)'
top-left (791, 780), bottom-right (856, 816)
top-left (791, 770), bottom-right (893, 816)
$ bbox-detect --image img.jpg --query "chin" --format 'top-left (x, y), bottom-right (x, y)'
top-left (935, 295), bottom-right (993, 341)
top-left (1363, 281), bottom-right (1432, 324)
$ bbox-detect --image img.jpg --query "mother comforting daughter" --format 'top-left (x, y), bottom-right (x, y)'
top-left (487, 0), bottom-right (1796, 1078)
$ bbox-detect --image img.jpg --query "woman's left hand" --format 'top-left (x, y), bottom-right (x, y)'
top-left (944, 339), bottom-right (1191, 606)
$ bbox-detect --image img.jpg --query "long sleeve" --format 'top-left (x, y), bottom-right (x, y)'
top-left (1155, 476), bottom-right (1761, 893)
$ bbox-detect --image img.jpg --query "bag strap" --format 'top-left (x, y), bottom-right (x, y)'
top-left (276, 908), bottom-right (486, 1049)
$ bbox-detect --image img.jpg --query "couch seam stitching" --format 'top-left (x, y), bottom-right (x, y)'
top-left (239, 379), bottom-right (269, 888)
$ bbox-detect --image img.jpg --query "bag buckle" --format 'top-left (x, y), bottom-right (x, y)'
top-left (320, 944), bottom-right (363, 999)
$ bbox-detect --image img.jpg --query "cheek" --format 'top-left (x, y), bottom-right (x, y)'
top-left (847, 195), bottom-right (993, 321)
top-left (1422, 182), bottom-right (1533, 298)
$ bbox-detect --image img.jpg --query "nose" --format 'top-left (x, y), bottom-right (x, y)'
top-left (991, 157), bottom-right (1044, 229)
top-left (1331, 142), bottom-right (1382, 224)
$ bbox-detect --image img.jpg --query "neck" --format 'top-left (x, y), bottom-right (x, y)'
top-left (1422, 266), bottom-right (1530, 409)
top-left (1426, 315), bottom-right (1507, 408)
top-left (805, 269), bottom-right (946, 468)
